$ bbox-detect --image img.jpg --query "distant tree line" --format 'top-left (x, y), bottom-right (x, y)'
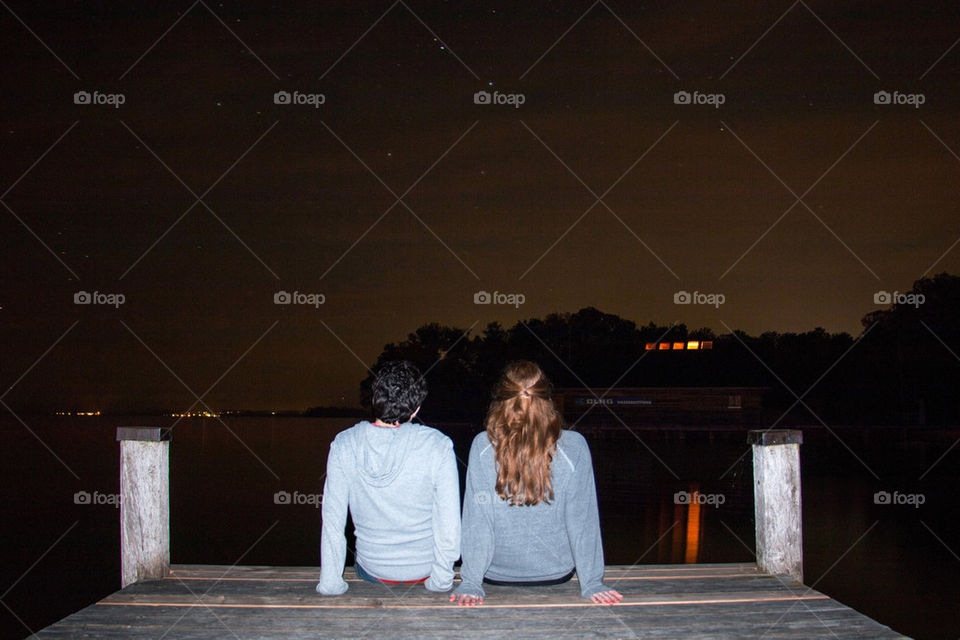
top-left (358, 273), bottom-right (960, 426)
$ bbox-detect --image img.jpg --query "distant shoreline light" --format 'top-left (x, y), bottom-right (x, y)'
top-left (167, 411), bottom-right (219, 418)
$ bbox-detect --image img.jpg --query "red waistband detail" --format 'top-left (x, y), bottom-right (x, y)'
top-left (377, 576), bottom-right (429, 584)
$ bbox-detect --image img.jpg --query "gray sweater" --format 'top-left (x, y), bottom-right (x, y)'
top-left (316, 421), bottom-right (461, 594)
top-left (455, 430), bottom-right (610, 599)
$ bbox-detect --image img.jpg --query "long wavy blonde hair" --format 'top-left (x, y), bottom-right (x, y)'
top-left (485, 361), bottom-right (562, 506)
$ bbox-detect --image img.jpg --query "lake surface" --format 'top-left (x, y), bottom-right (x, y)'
top-left (1, 416), bottom-right (957, 639)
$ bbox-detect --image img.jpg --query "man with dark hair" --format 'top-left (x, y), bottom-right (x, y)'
top-left (370, 360), bottom-right (428, 424)
top-left (316, 361), bottom-right (460, 594)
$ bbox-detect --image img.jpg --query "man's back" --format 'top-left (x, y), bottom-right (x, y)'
top-left (316, 420), bottom-right (460, 594)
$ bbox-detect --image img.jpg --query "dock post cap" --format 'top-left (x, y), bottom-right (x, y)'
top-left (117, 427), bottom-right (172, 442)
top-left (747, 429), bottom-right (802, 446)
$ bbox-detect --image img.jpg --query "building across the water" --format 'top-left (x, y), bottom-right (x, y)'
top-left (553, 386), bottom-right (765, 426)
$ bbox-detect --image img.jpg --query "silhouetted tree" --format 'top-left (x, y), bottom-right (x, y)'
top-left (854, 273), bottom-right (960, 424)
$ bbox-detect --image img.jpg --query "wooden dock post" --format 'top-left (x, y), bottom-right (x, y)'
top-left (748, 429), bottom-right (803, 583)
top-left (117, 427), bottom-right (171, 588)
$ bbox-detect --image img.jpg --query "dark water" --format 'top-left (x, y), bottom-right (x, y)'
top-left (1, 416), bottom-right (958, 639)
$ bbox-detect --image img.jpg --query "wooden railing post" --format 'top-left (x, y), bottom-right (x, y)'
top-left (117, 427), bottom-right (171, 588)
top-left (748, 429), bottom-right (803, 583)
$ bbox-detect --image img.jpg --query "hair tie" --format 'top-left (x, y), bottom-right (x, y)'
top-left (520, 389), bottom-right (531, 398)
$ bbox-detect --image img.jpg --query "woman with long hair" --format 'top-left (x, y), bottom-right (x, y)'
top-left (450, 361), bottom-right (622, 606)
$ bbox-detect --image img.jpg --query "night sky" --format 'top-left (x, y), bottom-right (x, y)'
top-left (2, 1), bottom-right (959, 412)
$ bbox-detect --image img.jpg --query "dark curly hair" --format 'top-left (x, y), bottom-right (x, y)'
top-left (371, 360), bottom-right (428, 423)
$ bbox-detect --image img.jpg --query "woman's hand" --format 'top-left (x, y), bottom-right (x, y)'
top-left (590, 589), bottom-right (623, 605)
top-left (449, 593), bottom-right (483, 606)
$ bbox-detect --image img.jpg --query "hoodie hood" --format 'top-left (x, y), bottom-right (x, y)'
top-left (351, 421), bottom-right (418, 487)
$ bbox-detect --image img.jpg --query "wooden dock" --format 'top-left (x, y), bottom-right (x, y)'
top-left (32, 428), bottom-right (906, 638)
top-left (37, 563), bottom-right (906, 638)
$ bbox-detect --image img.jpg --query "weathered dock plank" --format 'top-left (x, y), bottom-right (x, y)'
top-left (37, 564), bottom-right (907, 639)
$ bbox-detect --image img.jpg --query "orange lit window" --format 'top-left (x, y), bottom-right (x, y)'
top-left (645, 343), bottom-right (655, 351)
top-left (672, 342), bottom-right (685, 350)
top-left (701, 341), bottom-right (713, 350)
top-left (687, 341), bottom-right (699, 350)
top-left (658, 343), bottom-right (671, 350)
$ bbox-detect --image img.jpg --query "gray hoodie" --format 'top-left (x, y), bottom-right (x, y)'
top-left (455, 430), bottom-right (610, 599)
top-left (316, 421), bottom-right (461, 594)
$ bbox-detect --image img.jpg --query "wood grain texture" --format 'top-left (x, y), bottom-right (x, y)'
top-left (120, 440), bottom-right (169, 588)
top-left (753, 441), bottom-right (804, 583)
top-left (38, 564), bottom-right (906, 639)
